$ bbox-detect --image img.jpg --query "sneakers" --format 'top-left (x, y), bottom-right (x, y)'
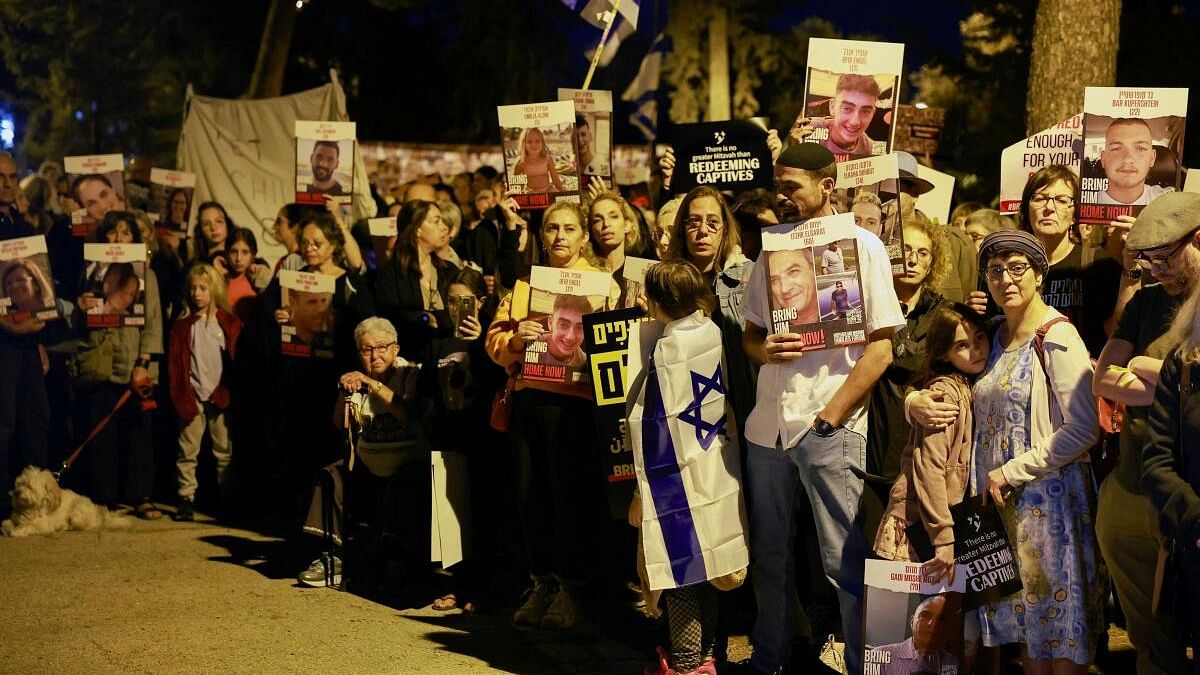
top-left (644, 647), bottom-right (719, 675)
top-left (512, 578), bottom-right (555, 627)
top-left (173, 499), bottom-right (194, 522)
top-left (539, 584), bottom-right (578, 630)
top-left (298, 553), bottom-right (343, 587)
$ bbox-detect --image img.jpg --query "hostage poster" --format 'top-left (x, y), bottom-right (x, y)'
top-left (863, 559), bottom-right (967, 675)
top-left (0, 236), bottom-right (58, 323)
top-left (583, 307), bottom-right (651, 520)
top-left (518, 265), bottom-right (611, 386)
top-left (836, 153), bottom-right (904, 275)
top-left (558, 88), bottom-right (613, 185)
top-left (367, 216), bottom-right (397, 269)
top-left (295, 120), bottom-right (357, 206)
top-left (620, 256), bottom-right (658, 309)
top-left (82, 242), bottom-right (146, 328)
top-left (670, 119), bottom-right (773, 194)
top-left (1079, 87), bottom-right (1188, 225)
top-left (280, 269), bottom-right (336, 359)
top-left (65, 154), bottom-right (126, 238)
top-left (803, 38), bottom-right (905, 161)
top-left (498, 100), bottom-right (581, 210)
top-left (999, 114), bottom-right (1082, 215)
top-left (149, 168), bottom-right (197, 236)
top-left (761, 213), bottom-right (868, 351)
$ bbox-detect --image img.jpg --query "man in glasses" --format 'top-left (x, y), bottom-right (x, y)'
top-left (1092, 192), bottom-right (1200, 674)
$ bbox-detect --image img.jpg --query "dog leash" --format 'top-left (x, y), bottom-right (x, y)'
top-left (53, 389), bottom-right (134, 480)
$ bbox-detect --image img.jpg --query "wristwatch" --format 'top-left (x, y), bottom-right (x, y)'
top-left (811, 416), bottom-right (837, 435)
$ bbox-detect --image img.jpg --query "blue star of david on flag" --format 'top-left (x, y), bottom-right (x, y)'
top-left (677, 365), bottom-right (727, 450)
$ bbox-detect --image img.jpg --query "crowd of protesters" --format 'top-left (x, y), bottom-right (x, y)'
top-left (1, 116), bottom-right (1200, 675)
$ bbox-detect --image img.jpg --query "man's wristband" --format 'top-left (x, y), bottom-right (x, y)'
top-left (811, 416), bottom-right (837, 435)
top-left (134, 357), bottom-right (150, 369)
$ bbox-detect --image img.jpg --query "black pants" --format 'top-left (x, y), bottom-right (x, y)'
top-left (76, 381), bottom-right (153, 504)
top-left (511, 389), bottom-right (606, 584)
top-left (0, 344), bottom-right (49, 517)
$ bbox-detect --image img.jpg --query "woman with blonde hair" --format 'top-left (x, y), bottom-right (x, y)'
top-left (513, 127), bottom-right (564, 194)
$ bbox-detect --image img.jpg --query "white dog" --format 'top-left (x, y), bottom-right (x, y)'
top-left (2, 467), bottom-right (131, 537)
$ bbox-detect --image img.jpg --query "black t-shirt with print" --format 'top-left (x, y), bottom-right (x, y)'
top-left (1040, 244), bottom-right (1122, 357)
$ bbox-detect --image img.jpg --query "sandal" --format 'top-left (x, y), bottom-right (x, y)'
top-left (135, 500), bottom-right (164, 521)
top-left (432, 594), bottom-right (458, 611)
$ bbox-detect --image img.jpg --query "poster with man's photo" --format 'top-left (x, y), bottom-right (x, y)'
top-left (295, 120), bottom-right (356, 206)
top-left (519, 265), bottom-right (610, 385)
top-left (497, 100), bottom-right (581, 210)
top-left (367, 216), bottom-right (397, 269)
top-left (584, 306), bottom-right (651, 520)
top-left (863, 559), bottom-right (967, 675)
top-left (803, 38), bottom-right (905, 161)
top-left (1079, 87), bottom-right (1188, 225)
top-left (82, 242), bottom-right (147, 328)
top-left (279, 269), bottom-right (336, 359)
top-left (999, 114), bottom-right (1082, 215)
top-left (761, 213), bottom-right (868, 351)
top-left (558, 88), bottom-right (613, 184)
top-left (836, 153), bottom-right (904, 275)
top-left (149, 168), bottom-right (196, 236)
top-left (620, 256), bottom-right (658, 309)
top-left (0, 236), bottom-right (58, 322)
top-left (65, 154), bottom-right (126, 237)
top-left (670, 119), bottom-right (774, 194)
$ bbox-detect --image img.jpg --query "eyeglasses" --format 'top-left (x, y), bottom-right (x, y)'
top-left (1135, 237), bottom-right (1192, 270)
top-left (1028, 194), bottom-right (1075, 210)
top-left (685, 216), bottom-right (723, 233)
top-left (984, 262), bottom-right (1032, 281)
top-left (903, 246), bottom-right (931, 262)
top-left (358, 343), bottom-right (396, 356)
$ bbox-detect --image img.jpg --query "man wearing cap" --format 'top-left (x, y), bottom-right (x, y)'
top-left (738, 142), bottom-right (905, 675)
top-left (1092, 192), bottom-right (1199, 674)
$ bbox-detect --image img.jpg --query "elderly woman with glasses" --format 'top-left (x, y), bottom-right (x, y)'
top-left (971, 230), bottom-right (1103, 673)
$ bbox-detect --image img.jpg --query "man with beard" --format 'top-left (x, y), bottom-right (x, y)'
top-left (871, 594), bottom-right (960, 675)
top-left (1098, 118), bottom-right (1172, 206)
top-left (735, 142), bottom-right (905, 675)
top-left (306, 141), bottom-right (345, 195)
top-left (1091, 192), bottom-right (1200, 674)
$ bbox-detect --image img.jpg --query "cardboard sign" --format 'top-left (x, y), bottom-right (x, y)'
top-left (295, 120), bottom-right (357, 206)
top-left (1079, 87), bottom-right (1188, 224)
top-left (498, 101), bottom-right (582, 209)
top-left (837, 154), bottom-right (904, 275)
top-left (520, 266), bottom-right (611, 385)
top-left (0, 236), bottom-right (58, 322)
top-left (761, 213), bottom-right (868, 351)
top-left (864, 558), bottom-right (967, 675)
top-left (65, 154), bottom-right (126, 237)
top-left (82, 243), bottom-right (147, 328)
top-left (583, 307), bottom-right (651, 519)
top-left (670, 119), bottom-right (773, 194)
top-left (558, 88), bottom-right (614, 184)
top-left (803, 38), bottom-right (905, 161)
top-left (999, 114), bottom-right (1082, 215)
top-left (279, 269), bottom-right (336, 359)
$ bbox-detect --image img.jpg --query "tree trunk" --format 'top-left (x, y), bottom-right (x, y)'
top-left (246, 0), bottom-right (298, 99)
top-left (1025, 0), bottom-right (1120, 134)
top-left (706, 5), bottom-right (730, 121)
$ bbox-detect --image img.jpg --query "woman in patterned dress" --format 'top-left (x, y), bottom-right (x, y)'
top-left (972, 230), bottom-right (1104, 673)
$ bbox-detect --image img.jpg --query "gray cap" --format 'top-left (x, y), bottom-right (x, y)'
top-left (895, 151), bottom-right (935, 196)
top-left (1125, 192), bottom-right (1200, 251)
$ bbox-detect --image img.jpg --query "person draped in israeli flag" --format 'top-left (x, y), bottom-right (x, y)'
top-left (626, 261), bottom-right (749, 675)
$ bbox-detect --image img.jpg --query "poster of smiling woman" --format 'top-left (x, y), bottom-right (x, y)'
top-left (0, 236), bottom-right (58, 323)
top-left (1078, 87), bottom-right (1187, 225)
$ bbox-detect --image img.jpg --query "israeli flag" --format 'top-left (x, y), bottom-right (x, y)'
top-left (627, 311), bottom-right (749, 591)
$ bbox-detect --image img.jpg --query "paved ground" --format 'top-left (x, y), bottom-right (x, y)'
top-left (0, 513), bottom-right (650, 675)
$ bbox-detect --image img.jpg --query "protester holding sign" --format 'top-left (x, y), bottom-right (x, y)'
top-left (737, 143), bottom-right (904, 675)
top-left (73, 211), bottom-right (164, 520)
top-left (969, 231), bottom-right (1103, 670)
top-left (588, 189), bottom-right (648, 305)
top-left (486, 201), bottom-right (618, 631)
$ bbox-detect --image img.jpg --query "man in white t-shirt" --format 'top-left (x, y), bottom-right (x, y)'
top-left (738, 143), bottom-right (905, 675)
top-left (820, 240), bottom-right (845, 275)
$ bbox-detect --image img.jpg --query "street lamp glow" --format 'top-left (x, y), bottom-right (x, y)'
top-left (914, 102), bottom-right (929, 110)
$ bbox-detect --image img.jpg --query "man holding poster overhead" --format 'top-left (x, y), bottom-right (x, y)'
top-left (738, 142), bottom-right (905, 675)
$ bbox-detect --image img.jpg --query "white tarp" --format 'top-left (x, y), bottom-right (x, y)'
top-left (177, 75), bottom-right (376, 264)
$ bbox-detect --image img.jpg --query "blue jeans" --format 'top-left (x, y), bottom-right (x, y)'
top-left (746, 428), bottom-right (867, 675)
